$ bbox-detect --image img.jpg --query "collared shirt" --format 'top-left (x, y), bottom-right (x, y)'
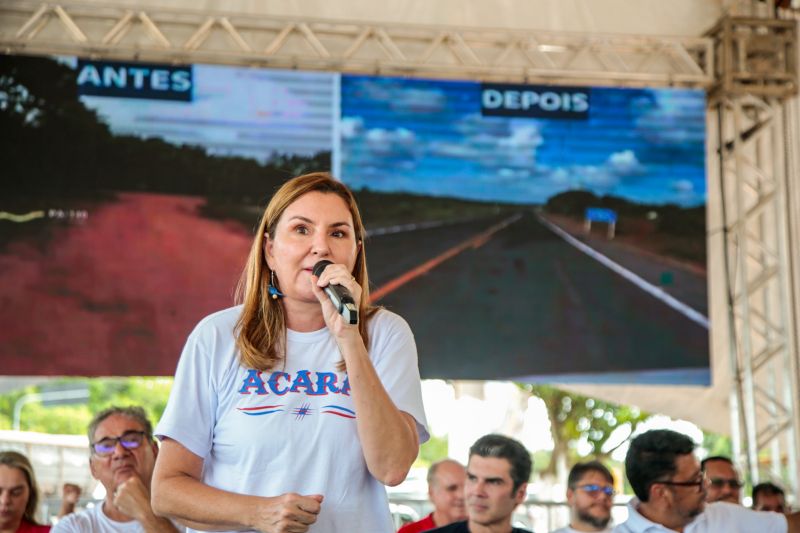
top-left (612, 499), bottom-right (787, 533)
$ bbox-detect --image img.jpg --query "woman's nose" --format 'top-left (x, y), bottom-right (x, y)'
top-left (311, 234), bottom-right (331, 256)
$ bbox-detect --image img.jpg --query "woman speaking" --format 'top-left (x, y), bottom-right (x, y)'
top-left (152, 173), bottom-right (429, 532)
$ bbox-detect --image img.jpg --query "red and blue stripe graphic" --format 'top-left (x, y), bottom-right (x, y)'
top-left (321, 404), bottom-right (356, 419)
top-left (237, 404), bottom-right (284, 416)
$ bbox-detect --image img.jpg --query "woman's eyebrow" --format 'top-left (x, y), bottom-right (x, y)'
top-left (288, 215), bottom-right (314, 223)
top-left (287, 216), bottom-right (351, 228)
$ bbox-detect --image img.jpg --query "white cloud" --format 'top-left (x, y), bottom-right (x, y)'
top-left (364, 127), bottom-right (418, 157)
top-left (390, 88), bottom-right (447, 114)
top-left (607, 149), bottom-right (644, 176)
top-left (671, 179), bottom-right (694, 192)
top-left (340, 116), bottom-right (363, 139)
top-left (574, 165), bottom-right (619, 190)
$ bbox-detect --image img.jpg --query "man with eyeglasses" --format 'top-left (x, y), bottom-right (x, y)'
top-left (612, 429), bottom-right (800, 533)
top-left (699, 456), bottom-right (741, 504)
top-left (53, 406), bottom-right (180, 533)
top-left (552, 461), bottom-right (614, 532)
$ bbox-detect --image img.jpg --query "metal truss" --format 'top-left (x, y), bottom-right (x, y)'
top-left (708, 5), bottom-right (800, 495)
top-left (714, 93), bottom-right (800, 494)
top-left (0, 0), bottom-right (713, 87)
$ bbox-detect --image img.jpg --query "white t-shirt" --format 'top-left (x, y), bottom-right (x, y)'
top-left (551, 526), bottom-right (612, 533)
top-left (612, 500), bottom-right (787, 533)
top-left (156, 306), bottom-right (429, 533)
top-left (53, 502), bottom-right (147, 533)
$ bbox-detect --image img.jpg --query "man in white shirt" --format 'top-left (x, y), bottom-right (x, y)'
top-left (551, 461), bottom-right (614, 533)
top-left (53, 406), bottom-right (180, 533)
top-left (612, 429), bottom-right (800, 533)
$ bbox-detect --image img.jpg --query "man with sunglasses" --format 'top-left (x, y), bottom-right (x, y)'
top-left (552, 461), bottom-right (614, 532)
top-left (613, 429), bottom-right (800, 533)
top-left (699, 456), bottom-right (741, 504)
top-left (53, 406), bottom-right (180, 533)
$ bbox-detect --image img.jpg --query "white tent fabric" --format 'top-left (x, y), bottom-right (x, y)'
top-left (92, 0), bottom-right (726, 37)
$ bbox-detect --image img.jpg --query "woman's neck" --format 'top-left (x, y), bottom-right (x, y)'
top-left (282, 299), bottom-right (326, 332)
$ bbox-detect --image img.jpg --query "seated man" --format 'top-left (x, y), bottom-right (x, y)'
top-left (53, 406), bottom-right (180, 533)
top-left (612, 429), bottom-right (800, 533)
top-left (398, 459), bottom-right (467, 533)
top-left (753, 482), bottom-right (787, 514)
top-left (552, 461), bottom-right (614, 532)
top-left (700, 456), bottom-right (742, 504)
top-left (430, 434), bottom-right (533, 533)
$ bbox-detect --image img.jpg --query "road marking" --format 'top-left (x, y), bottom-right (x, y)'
top-left (367, 217), bottom-right (481, 237)
top-left (0, 210), bottom-right (45, 223)
top-left (537, 215), bottom-right (709, 329)
top-left (370, 213), bottom-right (522, 302)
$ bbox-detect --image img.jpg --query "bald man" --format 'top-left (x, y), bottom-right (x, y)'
top-left (398, 460), bottom-right (467, 533)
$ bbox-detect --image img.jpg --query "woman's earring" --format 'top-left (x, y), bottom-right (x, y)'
top-left (268, 270), bottom-right (284, 299)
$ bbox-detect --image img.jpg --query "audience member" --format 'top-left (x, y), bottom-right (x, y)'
top-left (57, 484), bottom-right (81, 519)
top-left (612, 429), bottom-right (800, 532)
top-left (0, 451), bottom-right (50, 533)
top-left (552, 461), bottom-right (614, 532)
top-left (700, 456), bottom-right (742, 504)
top-left (430, 434), bottom-right (533, 533)
top-left (753, 482), bottom-right (787, 514)
top-left (399, 459), bottom-right (467, 533)
top-left (52, 406), bottom-right (179, 532)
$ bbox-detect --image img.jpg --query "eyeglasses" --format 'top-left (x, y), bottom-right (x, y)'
top-left (709, 478), bottom-right (743, 489)
top-left (91, 430), bottom-right (146, 456)
top-left (654, 474), bottom-right (706, 492)
top-left (576, 484), bottom-right (616, 496)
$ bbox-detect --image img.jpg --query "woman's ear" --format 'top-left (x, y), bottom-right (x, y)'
top-left (263, 233), bottom-right (275, 269)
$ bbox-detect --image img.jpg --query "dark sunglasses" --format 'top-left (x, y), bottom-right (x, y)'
top-left (91, 430), bottom-right (146, 456)
top-left (709, 478), bottom-right (743, 489)
top-left (577, 483), bottom-right (616, 496)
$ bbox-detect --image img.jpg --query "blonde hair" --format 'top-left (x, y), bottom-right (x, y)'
top-left (234, 172), bottom-right (376, 371)
top-left (0, 451), bottom-right (42, 525)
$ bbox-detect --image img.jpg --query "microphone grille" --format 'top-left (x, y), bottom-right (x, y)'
top-left (312, 260), bottom-right (333, 277)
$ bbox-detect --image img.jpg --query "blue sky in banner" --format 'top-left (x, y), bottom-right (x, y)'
top-left (62, 58), bottom-right (336, 163)
top-left (340, 75), bottom-right (706, 206)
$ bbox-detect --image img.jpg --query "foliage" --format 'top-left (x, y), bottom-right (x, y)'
top-left (0, 378), bottom-right (173, 435)
top-left (518, 383), bottom-right (649, 478)
top-left (415, 433), bottom-right (449, 468)
top-left (702, 432), bottom-right (733, 459)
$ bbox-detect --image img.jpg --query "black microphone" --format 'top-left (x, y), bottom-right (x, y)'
top-left (312, 260), bottom-right (358, 325)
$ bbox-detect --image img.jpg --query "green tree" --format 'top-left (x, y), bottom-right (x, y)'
top-left (415, 434), bottom-right (449, 469)
top-left (0, 378), bottom-right (173, 434)
top-left (517, 383), bottom-right (649, 478)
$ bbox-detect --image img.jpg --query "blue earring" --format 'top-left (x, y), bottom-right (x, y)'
top-left (268, 270), bottom-right (284, 299)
